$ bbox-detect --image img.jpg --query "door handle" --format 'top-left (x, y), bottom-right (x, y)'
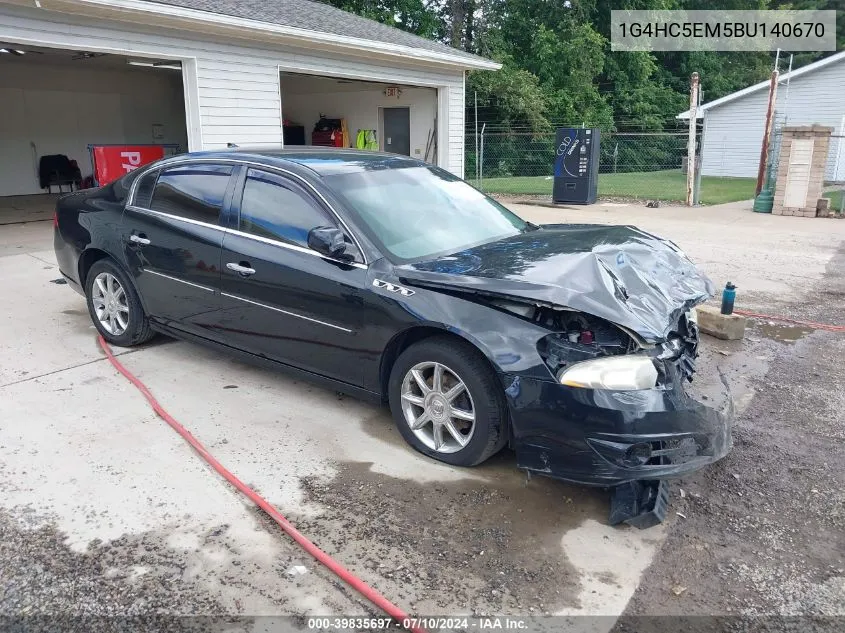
top-left (129, 234), bottom-right (151, 246)
top-left (227, 262), bottom-right (256, 276)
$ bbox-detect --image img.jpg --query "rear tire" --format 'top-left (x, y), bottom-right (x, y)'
top-left (388, 336), bottom-right (508, 467)
top-left (85, 258), bottom-right (154, 347)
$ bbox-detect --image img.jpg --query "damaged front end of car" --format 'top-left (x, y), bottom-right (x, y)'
top-left (397, 224), bottom-right (733, 525)
top-left (496, 300), bottom-right (732, 527)
top-left (515, 304), bottom-right (732, 484)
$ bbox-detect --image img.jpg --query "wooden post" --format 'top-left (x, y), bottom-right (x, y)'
top-left (755, 70), bottom-right (779, 196)
top-left (686, 72), bottom-right (699, 207)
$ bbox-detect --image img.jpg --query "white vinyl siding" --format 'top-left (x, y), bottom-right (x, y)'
top-left (0, 3), bottom-right (467, 177)
top-left (701, 58), bottom-right (845, 181)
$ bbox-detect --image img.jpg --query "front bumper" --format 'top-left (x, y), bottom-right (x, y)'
top-left (503, 373), bottom-right (733, 486)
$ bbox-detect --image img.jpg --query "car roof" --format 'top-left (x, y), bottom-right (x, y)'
top-left (178, 147), bottom-right (427, 176)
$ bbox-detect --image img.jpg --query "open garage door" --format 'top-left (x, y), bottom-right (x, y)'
top-left (0, 44), bottom-right (188, 223)
top-left (280, 72), bottom-right (438, 163)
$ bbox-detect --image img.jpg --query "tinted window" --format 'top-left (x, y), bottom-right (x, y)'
top-left (239, 169), bottom-right (332, 247)
top-left (133, 169), bottom-right (159, 208)
top-left (150, 164), bottom-right (233, 224)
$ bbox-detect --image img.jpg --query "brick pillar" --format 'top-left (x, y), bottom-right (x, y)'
top-left (773, 126), bottom-right (832, 217)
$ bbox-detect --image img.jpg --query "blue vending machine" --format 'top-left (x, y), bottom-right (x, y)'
top-left (553, 127), bottom-right (600, 204)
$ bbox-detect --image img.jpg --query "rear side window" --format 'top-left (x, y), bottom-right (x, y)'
top-left (150, 164), bottom-right (233, 224)
top-left (238, 168), bottom-right (333, 247)
top-left (133, 169), bottom-right (159, 208)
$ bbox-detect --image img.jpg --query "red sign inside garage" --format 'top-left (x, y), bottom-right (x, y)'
top-left (90, 145), bottom-right (167, 186)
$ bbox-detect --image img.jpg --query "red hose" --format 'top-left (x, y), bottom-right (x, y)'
top-left (732, 309), bottom-right (845, 332)
top-left (97, 335), bottom-right (425, 633)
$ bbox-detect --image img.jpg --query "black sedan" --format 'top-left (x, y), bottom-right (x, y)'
top-left (54, 149), bottom-right (731, 488)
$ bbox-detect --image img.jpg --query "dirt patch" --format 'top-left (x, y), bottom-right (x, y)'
top-left (291, 458), bottom-right (608, 615)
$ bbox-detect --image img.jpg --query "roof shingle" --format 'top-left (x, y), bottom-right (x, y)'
top-left (146, 0), bottom-right (490, 65)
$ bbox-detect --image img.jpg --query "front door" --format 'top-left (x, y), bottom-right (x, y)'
top-left (382, 107), bottom-right (411, 156)
top-left (122, 162), bottom-right (236, 338)
top-left (216, 167), bottom-right (369, 386)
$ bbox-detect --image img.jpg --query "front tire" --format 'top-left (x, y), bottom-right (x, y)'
top-left (388, 336), bottom-right (508, 467)
top-left (85, 258), bottom-right (154, 347)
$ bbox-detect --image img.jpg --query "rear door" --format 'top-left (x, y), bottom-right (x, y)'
top-left (382, 107), bottom-right (411, 156)
top-left (216, 167), bottom-right (370, 385)
top-left (123, 162), bottom-right (237, 338)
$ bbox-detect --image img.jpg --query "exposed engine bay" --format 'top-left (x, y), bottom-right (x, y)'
top-left (486, 299), bottom-right (700, 386)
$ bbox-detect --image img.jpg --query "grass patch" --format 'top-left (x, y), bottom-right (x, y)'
top-left (479, 169), bottom-right (757, 205)
top-left (824, 189), bottom-right (844, 212)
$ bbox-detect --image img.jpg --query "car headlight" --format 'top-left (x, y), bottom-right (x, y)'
top-left (557, 356), bottom-right (658, 391)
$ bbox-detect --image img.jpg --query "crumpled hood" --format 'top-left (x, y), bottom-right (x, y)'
top-left (396, 224), bottom-right (715, 343)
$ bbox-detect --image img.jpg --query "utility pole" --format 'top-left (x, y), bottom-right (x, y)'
top-left (693, 86), bottom-right (704, 206)
top-left (755, 70), bottom-right (780, 196)
top-left (686, 72), bottom-right (699, 207)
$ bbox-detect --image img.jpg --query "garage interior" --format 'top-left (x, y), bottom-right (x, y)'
top-left (0, 43), bottom-right (188, 225)
top-left (1, 55), bottom-right (440, 226)
top-left (280, 72), bottom-right (438, 162)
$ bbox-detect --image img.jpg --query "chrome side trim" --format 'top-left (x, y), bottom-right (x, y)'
top-left (125, 156), bottom-right (368, 264)
top-left (125, 205), bottom-right (367, 270)
top-left (144, 269), bottom-right (215, 292)
top-left (126, 205), bottom-right (218, 231)
top-left (220, 292), bottom-right (353, 333)
top-left (223, 226), bottom-right (368, 270)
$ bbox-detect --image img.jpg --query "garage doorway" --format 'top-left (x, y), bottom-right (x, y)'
top-left (279, 72), bottom-right (437, 162)
top-left (381, 107), bottom-right (411, 156)
top-left (0, 43), bottom-right (189, 224)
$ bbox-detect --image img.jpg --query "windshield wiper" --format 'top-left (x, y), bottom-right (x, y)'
top-left (524, 221), bottom-right (541, 232)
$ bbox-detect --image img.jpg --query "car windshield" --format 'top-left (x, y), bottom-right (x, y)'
top-left (324, 166), bottom-right (528, 261)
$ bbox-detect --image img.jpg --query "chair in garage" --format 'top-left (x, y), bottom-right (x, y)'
top-left (38, 154), bottom-right (82, 193)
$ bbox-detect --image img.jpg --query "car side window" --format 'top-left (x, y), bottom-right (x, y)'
top-left (149, 164), bottom-right (233, 224)
top-left (238, 168), bottom-right (334, 248)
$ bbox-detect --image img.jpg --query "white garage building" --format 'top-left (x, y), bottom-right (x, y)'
top-left (0, 0), bottom-right (498, 198)
top-left (678, 50), bottom-right (845, 182)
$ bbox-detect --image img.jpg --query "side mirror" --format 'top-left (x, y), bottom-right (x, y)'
top-left (307, 226), bottom-right (354, 261)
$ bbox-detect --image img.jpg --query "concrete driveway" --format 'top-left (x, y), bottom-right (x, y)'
top-left (1, 199), bottom-right (843, 625)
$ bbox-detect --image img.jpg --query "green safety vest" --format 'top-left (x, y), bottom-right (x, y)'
top-left (356, 130), bottom-right (378, 150)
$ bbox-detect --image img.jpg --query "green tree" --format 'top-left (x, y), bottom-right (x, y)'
top-left (324, 0), bottom-right (843, 130)
top-left (322, 0), bottom-right (439, 38)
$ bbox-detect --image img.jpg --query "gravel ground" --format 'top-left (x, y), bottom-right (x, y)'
top-left (613, 246), bottom-right (845, 632)
top-left (0, 502), bottom-right (365, 632)
top-left (0, 505), bottom-right (221, 632)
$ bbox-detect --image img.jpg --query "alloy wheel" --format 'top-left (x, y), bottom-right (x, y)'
top-left (400, 361), bottom-right (476, 453)
top-left (91, 272), bottom-right (130, 336)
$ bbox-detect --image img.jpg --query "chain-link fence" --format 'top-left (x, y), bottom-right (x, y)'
top-left (823, 134), bottom-right (845, 216)
top-left (465, 125), bottom-right (706, 203)
top-left (464, 121), bottom-right (843, 209)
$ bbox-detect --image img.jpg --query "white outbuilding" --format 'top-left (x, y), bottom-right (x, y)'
top-left (0, 0), bottom-right (499, 197)
top-left (678, 50), bottom-right (845, 183)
